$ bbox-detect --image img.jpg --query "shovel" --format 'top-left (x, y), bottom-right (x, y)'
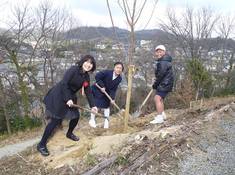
top-left (132, 89), bottom-right (153, 118)
top-left (71, 104), bottom-right (105, 118)
top-left (95, 83), bottom-right (124, 117)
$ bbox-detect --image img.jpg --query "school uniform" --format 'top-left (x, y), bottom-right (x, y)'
top-left (91, 70), bottom-right (122, 108)
top-left (43, 65), bottom-right (95, 119)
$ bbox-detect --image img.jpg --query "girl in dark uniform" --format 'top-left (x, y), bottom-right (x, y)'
top-left (37, 55), bottom-right (98, 156)
top-left (89, 62), bottom-right (123, 128)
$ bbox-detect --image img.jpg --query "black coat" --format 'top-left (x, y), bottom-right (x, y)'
top-left (91, 70), bottom-right (122, 108)
top-left (153, 54), bottom-right (174, 92)
top-left (43, 66), bottom-right (95, 119)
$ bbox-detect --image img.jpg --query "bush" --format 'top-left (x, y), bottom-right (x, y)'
top-left (10, 116), bottom-right (42, 132)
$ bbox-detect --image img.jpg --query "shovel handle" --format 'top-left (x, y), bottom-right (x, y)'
top-left (95, 83), bottom-right (121, 110)
top-left (139, 89), bottom-right (153, 109)
top-left (71, 104), bottom-right (104, 117)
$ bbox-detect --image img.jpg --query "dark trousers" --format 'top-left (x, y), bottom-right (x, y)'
top-left (39, 117), bottom-right (79, 147)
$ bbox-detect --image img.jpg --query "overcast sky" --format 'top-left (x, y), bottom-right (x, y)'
top-left (0, 0), bottom-right (234, 30)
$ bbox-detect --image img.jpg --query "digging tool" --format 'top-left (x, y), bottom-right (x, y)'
top-left (132, 89), bottom-right (153, 118)
top-left (95, 83), bottom-right (121, 110)
top-left (71, 104), bottom-right (105, 118)
top-left (95, 83), bottom-right (124, 117)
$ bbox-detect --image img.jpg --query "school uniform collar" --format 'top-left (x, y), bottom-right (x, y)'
top-left (112, 71), bottom-right (118, 80)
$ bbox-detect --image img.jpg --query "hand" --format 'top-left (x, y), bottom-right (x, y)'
top-left (91, 106), bottom-right (98, 113)
top-left (100, 87), bottom-right (106, 93)
top-left (66, 100), bottom-right (73, 107)
top-left (152, 83), bottom-right (157, 89)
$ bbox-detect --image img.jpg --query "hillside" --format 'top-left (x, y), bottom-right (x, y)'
top-left (64, 26), bottom-right (167, 42)
top-left (0, 96), bottom-right (235, 175)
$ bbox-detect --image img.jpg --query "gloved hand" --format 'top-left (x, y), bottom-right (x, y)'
top-left (152, 83), bottom-right (157, 89)
top-left (66, 99), bottom-right (74, 107)
top-left (110, 100), bottom-right (115, 104)
top-left (91, 106), bottom-right (98, 113)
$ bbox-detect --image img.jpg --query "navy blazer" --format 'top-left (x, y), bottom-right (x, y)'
top-left (92, 70), bottom-right (122, 108)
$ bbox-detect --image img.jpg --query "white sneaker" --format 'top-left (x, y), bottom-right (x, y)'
top-left (104, 119), bottom-right (109, 129)
top-left (150, 115), bottom-right (164, 124)
top-left (89, 119), bottom-right (96, 128)
top-left (162, 111), bottom-right (167, 120)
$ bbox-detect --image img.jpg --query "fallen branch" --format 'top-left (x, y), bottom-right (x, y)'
top-left (120, 144), bottom-right (169, 175)
top-left (82, 155), bottom-right (118, 175)
top-left (205, 104), bottom-right (230, 121)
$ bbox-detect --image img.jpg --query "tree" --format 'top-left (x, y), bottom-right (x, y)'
top-left (216, 14), bottom-right (235, 89)
top-left (160, 6), bottom-right (219, 59)
top-left (186, 58), bottom-right (212, 100)
top-left (159, 6), bottom-right (219, 99)
top-left (107, 0), bottom-right (159, 129)
top-left (34, 0), bottom-right (75, 90)
top-left (0, 3), bottom-right (35, 116)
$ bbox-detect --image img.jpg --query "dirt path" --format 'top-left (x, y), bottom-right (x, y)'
top-left (0, 137), bottom-right (40, 159)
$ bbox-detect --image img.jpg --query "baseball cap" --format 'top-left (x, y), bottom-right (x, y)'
top-left (155, 45), bottom-right (166, 51)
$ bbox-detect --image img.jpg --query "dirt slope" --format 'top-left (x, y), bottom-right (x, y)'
top-left (0, 96), bottom-right (234, 175)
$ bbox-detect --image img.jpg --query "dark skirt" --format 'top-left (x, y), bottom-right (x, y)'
top-left (94, 97), bottom-right (110, 108)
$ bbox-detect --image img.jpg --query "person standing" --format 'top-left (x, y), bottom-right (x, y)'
top-left (150, 45), bottom-right (174, 124)
top-left (89, 62), bottom-right (124, 128)
top-left (37, 55), bottom-right (98, 156)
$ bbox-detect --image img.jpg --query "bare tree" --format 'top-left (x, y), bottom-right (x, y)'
top-left (216, 14), bottom-right (235, 88)
top-left (0, 3), bottom-right (35, 116)
top-left (106, 0), bottom-right (158, 129)
top-left (160, 6), bottom-right (219, 59)
top-left (0, 76), bottom-right (11, 134)
top-left (34, 1), bottom-right (72, 89)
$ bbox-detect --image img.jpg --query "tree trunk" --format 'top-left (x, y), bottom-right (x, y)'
top-left (124, 65), bottom-right (135, 130)
top-left (11, 52), bottom-right (30, 117)
top-left (225, 52), bottom-right (234, 88)
top-left (0, 78), bottom-right (12, 134)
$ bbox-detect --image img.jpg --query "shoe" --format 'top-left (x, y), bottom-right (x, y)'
top-left (37, 144), bottom-right (50, 156)
top-left (162, 111), bottom-right (167, 120)
top-left (89, 119), bottom-right (96, 128)
top-left (150, 115), bottom-right (164, 124)
top-left (104, 119), bottom-right (109, 129)
top-left (66, 133), bottom-right (80, 141)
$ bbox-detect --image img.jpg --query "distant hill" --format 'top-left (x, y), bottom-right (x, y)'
top-left (64, 26), bottom-right (168, 42)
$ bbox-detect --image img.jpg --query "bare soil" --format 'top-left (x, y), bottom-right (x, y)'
top-left (0, 96), bottom-right (234, 175)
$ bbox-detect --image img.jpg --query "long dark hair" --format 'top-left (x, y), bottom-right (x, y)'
top-left (76, 55), bottom-right (96, 72)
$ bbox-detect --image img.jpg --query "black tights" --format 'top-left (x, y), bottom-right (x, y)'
top-left (39, 118), bottom-right (79, 147)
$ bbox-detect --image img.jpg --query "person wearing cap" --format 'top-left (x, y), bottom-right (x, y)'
top-left (150, 45), bottom-right (174, 124)
top-left (89, 62), bottom-right (124, 129)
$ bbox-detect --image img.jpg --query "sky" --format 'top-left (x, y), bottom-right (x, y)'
top-left (0, 0), bottom-right (234, 30)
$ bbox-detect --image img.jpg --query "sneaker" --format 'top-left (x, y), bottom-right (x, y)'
top-left (89, 119), bottom-right (96, 128)
top-left (104, 119), bottom-right (109, 129)
top-left (150, 115), bottom-right (164, 124)
top-left (162, 111), bottom-right (167, 120)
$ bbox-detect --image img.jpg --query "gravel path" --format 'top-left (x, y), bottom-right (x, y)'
top-left (0, 137), bottom-right (40, 159)
top-left (179, 114), bottom-right (235, 175)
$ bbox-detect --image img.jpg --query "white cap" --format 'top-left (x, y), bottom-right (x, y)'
top-left (155, 45), bottom-right (166, 51)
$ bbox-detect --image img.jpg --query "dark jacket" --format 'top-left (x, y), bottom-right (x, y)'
top-left (91, 70), bottom-right (122, 108)
top-left (43, 66), bottom-right (95, 119)
top-left (153, 54), bottom-right (174, 92)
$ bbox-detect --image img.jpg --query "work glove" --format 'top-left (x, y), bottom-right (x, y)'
top-left (66, 99), bottom-right (74, 107)
top-left (91, 106), bottom-right (98, 113)
top-left (152, 83), bottom-right (157, 89)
